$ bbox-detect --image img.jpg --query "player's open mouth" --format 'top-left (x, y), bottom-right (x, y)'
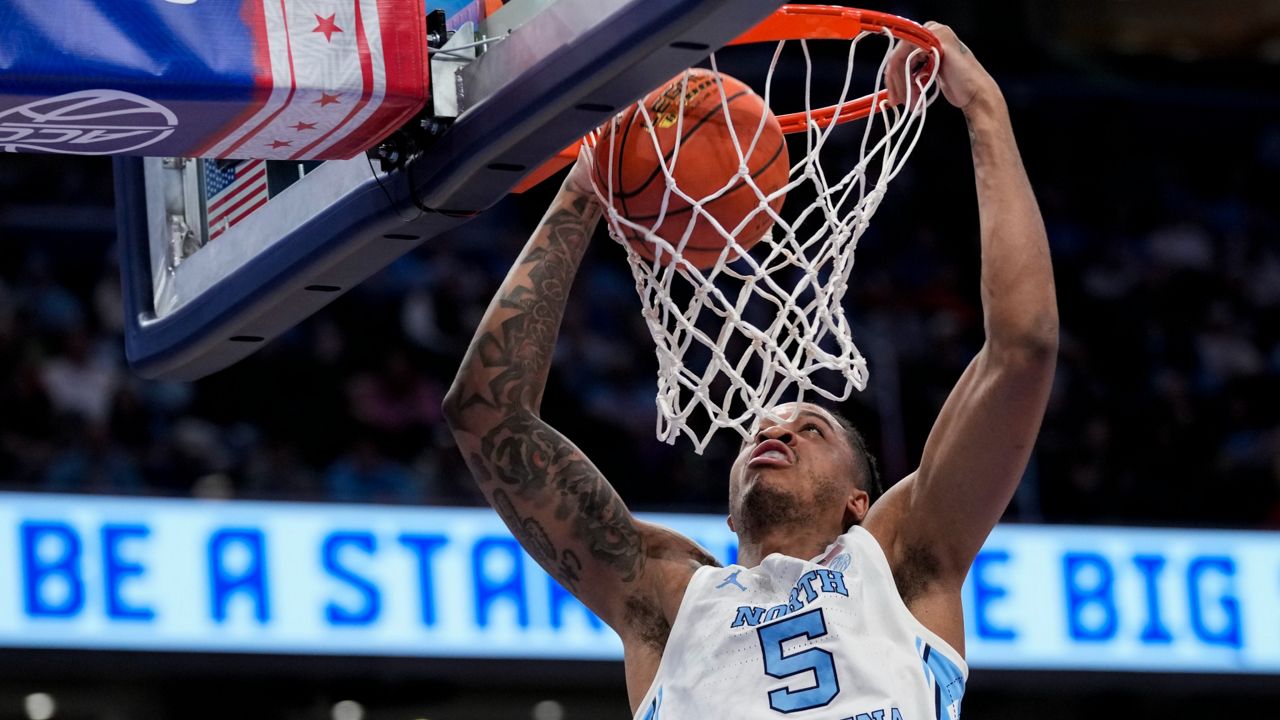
top-left (748, 439), bottom-right (793, 467)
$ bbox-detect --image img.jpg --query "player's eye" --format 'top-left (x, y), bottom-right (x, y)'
top-left (803, 423), bottom-right (823, 436)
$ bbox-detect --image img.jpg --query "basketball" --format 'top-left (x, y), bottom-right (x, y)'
top-left (594, 68), bottom-right (789, 270)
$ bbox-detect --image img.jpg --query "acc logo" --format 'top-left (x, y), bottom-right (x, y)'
top-left (0, 90), bottom-right (178, 156)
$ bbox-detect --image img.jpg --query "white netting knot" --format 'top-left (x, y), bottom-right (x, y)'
top-left (591, 30), bottom-right (940, 453)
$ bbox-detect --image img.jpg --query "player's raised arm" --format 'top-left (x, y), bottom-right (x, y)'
top-left (873, 26), bottom-right (1058, 583)
top-left (443, 154), bottom-right (715, 635)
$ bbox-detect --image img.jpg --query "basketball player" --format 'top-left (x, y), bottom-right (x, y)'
top-left (444, 24), bottom-right (1056, 720)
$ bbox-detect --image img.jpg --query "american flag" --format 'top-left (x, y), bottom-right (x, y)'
top-left (205, 159), bottom-right (269, 240)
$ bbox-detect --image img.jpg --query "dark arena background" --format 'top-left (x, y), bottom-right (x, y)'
top-left (1, 0), bottom-right (1278, 718)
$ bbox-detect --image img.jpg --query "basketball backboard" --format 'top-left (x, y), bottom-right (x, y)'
top-left (111, 0), bottom-right (790, 379)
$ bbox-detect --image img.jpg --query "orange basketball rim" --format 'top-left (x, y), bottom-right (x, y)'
top-left (512, 4), bottom-right (943, 193)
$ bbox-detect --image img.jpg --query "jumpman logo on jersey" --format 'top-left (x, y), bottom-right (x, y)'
top-left (716, 570), bottom-right (747, 591)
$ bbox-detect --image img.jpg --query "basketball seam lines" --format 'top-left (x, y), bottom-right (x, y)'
top-left (613, 96), bottom-right (645, 223)
top-left (621, 136), bottom-right (787, 229)
top-left (612, 88), bottom-right (752, 201)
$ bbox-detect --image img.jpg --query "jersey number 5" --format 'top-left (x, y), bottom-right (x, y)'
top-left (756, 608), bottom-right (840, 713)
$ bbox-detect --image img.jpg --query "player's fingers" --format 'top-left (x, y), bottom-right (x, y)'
top-left (904, 49), bottom-right (933, 101)
top-left (923, 21), bottom-right (952, 41)
top-left (883, 39), bottom-right (913, 106)
top-left (923, 21), bottom-right (963, 59)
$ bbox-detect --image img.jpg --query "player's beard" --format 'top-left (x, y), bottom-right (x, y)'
top-left (737, 469), bottom-right (845, 538)
top-left (737, 473), bottom-right (808, 537)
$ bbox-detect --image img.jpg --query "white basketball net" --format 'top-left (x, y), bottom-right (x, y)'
top-left (589, 29), bottom-right (940, 453)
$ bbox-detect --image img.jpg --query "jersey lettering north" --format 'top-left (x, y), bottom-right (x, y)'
top-left (633, 526), bottom-right (966, 720)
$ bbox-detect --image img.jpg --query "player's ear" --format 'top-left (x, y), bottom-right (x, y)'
top-left (726, 514), bottom-right (736, 532)
top-left (843, 489), bottom-right (870, 527)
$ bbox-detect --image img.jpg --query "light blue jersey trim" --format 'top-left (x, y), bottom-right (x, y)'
top-left (916, 637), bottom-right (965, 720)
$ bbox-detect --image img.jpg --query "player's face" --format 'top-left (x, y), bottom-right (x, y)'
top-left (728, 402), bottom-right (860, 530)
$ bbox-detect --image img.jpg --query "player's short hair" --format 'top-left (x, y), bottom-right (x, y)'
top-left (827, 409), bottom-right (883, 506)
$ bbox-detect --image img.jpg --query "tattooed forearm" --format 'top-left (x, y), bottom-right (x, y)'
top-left (448, 194), bottom-right (602, 417)
top-left (446, 186), bottom-right (656, 611)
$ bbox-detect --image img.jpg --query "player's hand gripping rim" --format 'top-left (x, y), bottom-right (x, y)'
top-left (884, 22), bottom-right (1001, 113)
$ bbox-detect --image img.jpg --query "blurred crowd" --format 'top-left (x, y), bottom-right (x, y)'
top-left (0, 74), bottom-right (1277, 530)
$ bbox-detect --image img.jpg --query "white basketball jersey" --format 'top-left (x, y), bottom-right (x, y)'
top-left (632, 526), bottom-right (967, 720)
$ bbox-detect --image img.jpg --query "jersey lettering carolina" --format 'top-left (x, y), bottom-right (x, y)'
top-left (633, 526), bottom-right (966, 720)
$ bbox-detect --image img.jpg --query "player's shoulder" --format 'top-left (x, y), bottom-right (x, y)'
top-left (862, 473), bottom-right (963, 604)
top-left (861, 471), bottom-right (917, 550)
